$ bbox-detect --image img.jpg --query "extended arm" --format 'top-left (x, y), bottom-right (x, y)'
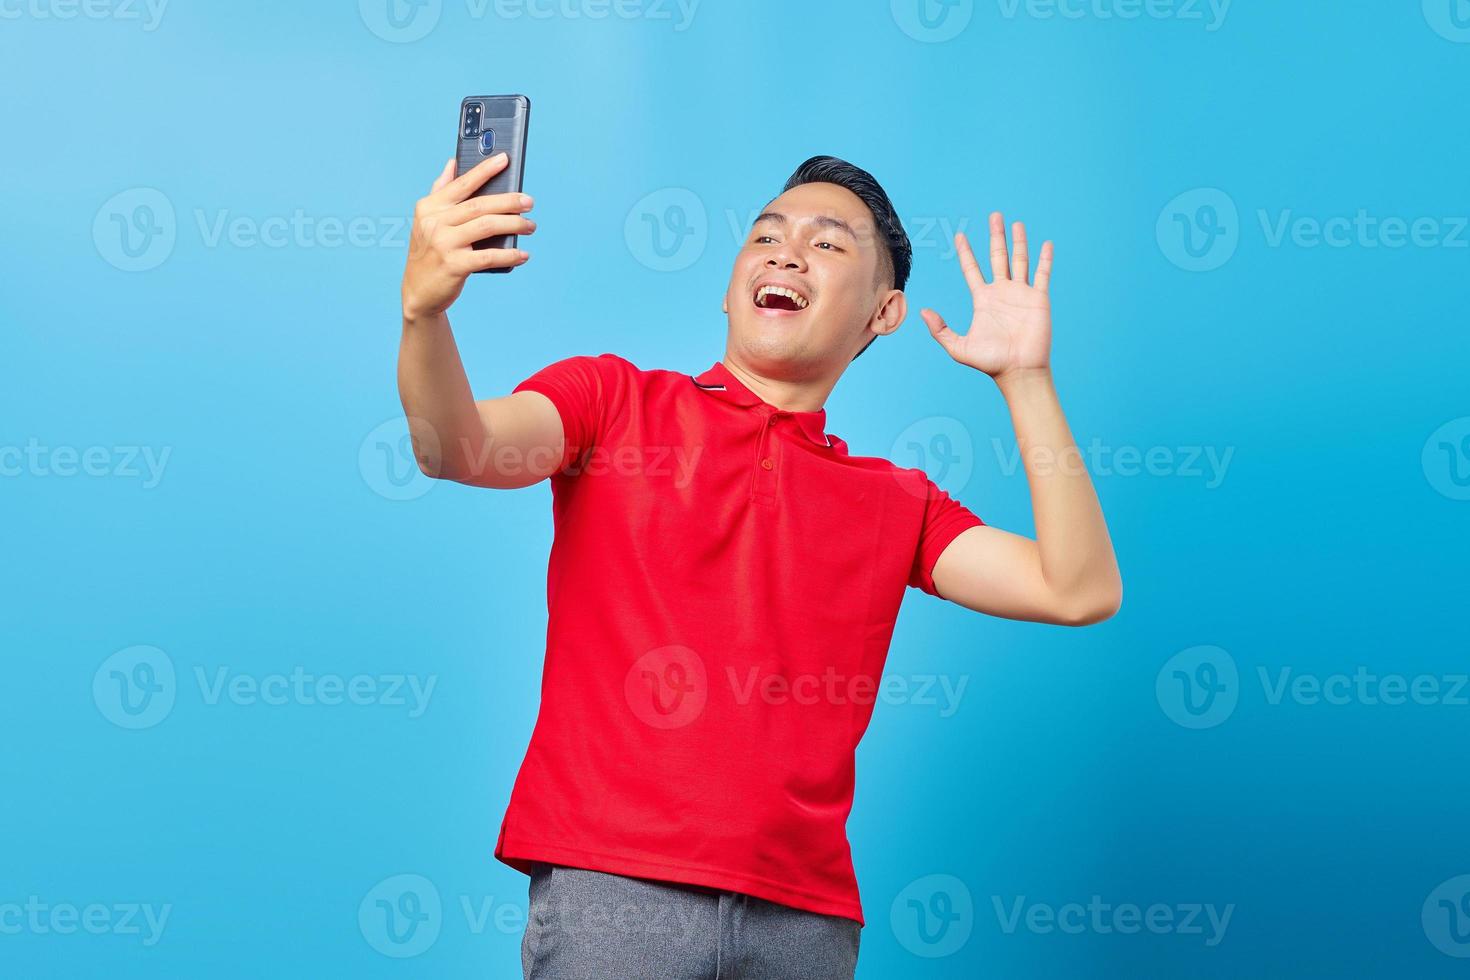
top-left (921, 214), bottom-right (1122, 625)
top-left (397, 154), bottom-right (563, 489)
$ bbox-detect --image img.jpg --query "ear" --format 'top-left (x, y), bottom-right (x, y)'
top-left (722, 293), bottom-right (728, 314)
top-left (869, 289), bottom-right (906, 338)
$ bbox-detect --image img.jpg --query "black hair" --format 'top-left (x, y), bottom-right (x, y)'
top-left (782, 155), bottom-right (910, 359)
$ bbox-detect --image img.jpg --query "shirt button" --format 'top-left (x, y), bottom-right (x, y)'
top-left (767, 416), bottom-right (778, 426)
top-left (760, 458), bottom-right (774, 470)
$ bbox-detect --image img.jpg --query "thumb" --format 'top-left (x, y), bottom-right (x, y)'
top-left (920, 308), bottom-right (962, 359)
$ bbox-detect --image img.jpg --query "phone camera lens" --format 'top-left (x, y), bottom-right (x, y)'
top-left (463, 102), bottom-right (484, 139)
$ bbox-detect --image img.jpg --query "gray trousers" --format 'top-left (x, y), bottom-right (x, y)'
top-left (521, 862), bottom-right (861, 979)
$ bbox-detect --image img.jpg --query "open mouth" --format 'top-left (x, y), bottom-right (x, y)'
top-left (753, 284), bottom-right (810, 313)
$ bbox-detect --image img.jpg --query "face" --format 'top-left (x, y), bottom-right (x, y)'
top-left (722, 182), bottom-right (905, 380)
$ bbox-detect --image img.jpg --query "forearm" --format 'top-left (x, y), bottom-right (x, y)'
top-left (397, 311), bottom-right (490, 480)
top-left (996, 367), bottom-right (1121, 619)
top-left (395, 152), bottom-right (537, 482)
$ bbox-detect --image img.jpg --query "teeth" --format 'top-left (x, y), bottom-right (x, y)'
top-left (756, 285), bottom-right (809, 310)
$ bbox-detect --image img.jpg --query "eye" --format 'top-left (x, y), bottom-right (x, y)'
top-left (815, 241), bottom-right (842, 252)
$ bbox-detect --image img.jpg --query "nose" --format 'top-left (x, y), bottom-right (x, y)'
top-left (765, 244), bottom-right (807, 273)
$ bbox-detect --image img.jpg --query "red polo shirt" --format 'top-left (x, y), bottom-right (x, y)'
top-left (493, 353), bottom-right (983, 925)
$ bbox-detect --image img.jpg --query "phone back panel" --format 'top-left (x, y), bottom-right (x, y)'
top-left (455, 95), bottom-right (530, 272)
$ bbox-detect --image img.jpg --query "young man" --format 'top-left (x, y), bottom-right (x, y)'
top-left (398, 153), bottom-right (1121, 980)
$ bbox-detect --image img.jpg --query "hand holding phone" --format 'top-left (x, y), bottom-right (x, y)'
top-left (401, 152), bottom-right (535, 321)
top-left (457, 95), bottom-right (531, 273)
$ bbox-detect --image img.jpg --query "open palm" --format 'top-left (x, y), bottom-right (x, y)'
top-left (920, 212), bottom-right (1054, 381)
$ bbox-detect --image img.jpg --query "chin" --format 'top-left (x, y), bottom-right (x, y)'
top-left (729, 322), bottom-right (812, 373)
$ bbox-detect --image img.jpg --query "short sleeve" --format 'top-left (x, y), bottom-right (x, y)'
top-left (907, 477), bottom-right (985, 596)
top-left (511, 353), bottom-right (631, 472)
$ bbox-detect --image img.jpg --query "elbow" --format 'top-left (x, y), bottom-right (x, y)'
top-left (1055, 581), bottom-right (1123, 627)
top-left (402, 423), bottom-right (450, 480)
top-left (413, 448), bottom-right (452, 481)
top-left (414, 449), bottom-right (473, 484)
top-left (408, 430), bottom-right (468, 483)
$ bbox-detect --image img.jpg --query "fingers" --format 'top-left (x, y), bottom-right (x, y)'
top-left (1034, 241), bottom-right (1055, 293)
top-left (439, 192), bottom-right (535, 226)
top-left (455, 246), bottom-right (531, 274)
top-left (988, 211), bottom-right (1010, 281)
top-left (954, 232), bottom-right (988, 294)
top-left (1011, 221), bottom-right (1029, 285)
top-left (437, 152), bottom-right (510, 204)
top-left (919, 307), bottom-right (962, 359)
top-left (447, 213), bottom-right (537, 247)
top-left (430, 157), bottom-right (456, 194)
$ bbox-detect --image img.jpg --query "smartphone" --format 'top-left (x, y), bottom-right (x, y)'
top-left (456, 94), bottom-right (531, 273)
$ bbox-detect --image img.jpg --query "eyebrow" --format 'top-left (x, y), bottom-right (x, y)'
top-left (752, 211), bottom-right (859, 239)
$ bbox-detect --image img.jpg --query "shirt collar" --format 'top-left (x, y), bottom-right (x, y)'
top-left (691, 361), bottom-right (836, 449)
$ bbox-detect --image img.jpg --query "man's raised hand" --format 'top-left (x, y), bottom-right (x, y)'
top-left (401, 153), bottom-right (536, 321)
top-left (920, 212), bottom-right (1054, 383)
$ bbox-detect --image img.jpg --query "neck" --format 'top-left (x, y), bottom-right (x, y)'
top-left (722, 358), bottom-right (835, 413)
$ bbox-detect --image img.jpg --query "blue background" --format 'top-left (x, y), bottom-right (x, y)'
top-left (4, 1), bottom-right (1468, 976)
